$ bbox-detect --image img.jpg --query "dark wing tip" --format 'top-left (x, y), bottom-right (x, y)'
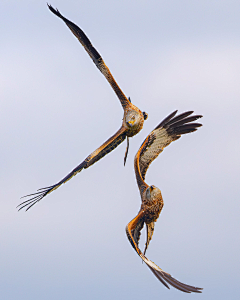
top-left (146, 261), bottom-right (203, 293)
top-left (162, 272), bottom-right (203, 293)
top-left (155, 110), bottom-right (178, 130)
top-left (143, 112), bottom-right (148, 120)
top-left (170, 122), bottom-right (202, 136)
top-left (159, 111), bottom-right (203, 136)
top-left (17, 186), bottom-right (55, 212)
top-left (47, 4), bottom-right (62, 18)
top-left (166, 111), bottom-right (202, 128)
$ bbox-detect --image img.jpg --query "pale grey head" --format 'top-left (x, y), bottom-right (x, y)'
top-left (125, 110), bottom-right (143, 128)
top-left (145, 185), bottom-right (162, 201)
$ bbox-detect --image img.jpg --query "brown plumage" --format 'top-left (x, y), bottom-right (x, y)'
top-left (18, 5), bottom-right (148, 211)
top-left (126, 110), bottom-right (203, 293)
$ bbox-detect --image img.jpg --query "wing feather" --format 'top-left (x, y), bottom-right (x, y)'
top-left (137, 111), bottom-right (202, 181)
top-left (48, 4), bottom-right (130, 110)
top-left (133, 218), bottom-right (144, 249)
top-left (126, 212), bottom-right (202, 293)
top-left (18, 127), bottom-right (127, 211)
top-left (143, 222), bottom-right (155, 255)
top-left (126, 210), bottom-right (145, 255)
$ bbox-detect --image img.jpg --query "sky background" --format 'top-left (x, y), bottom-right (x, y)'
top-left (1, 1), bottom-right (240, 299)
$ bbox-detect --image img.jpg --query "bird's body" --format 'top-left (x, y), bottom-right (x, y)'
top-left (123, 107), bottom-right (145, 138)
top-left (126, 110), bottom-right (203, 293)
top-left (18, 5), bottom-right (147, 211)
top-left (141, 186), bottom-right (163, 224)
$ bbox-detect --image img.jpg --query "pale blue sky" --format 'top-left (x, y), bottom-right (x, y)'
top-left (1, 1), bottom-right (240, 299)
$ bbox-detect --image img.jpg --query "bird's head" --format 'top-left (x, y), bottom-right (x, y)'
top-left (125, 110), bottom-right (141, 127)
top-left (145, 185), bottom-right (161, 201)
top-left (125, 109), bottom-right (148, 129)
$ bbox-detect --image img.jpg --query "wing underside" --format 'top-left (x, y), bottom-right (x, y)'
top-left (136, 111), bottom-right (202, 183)
top-left (48, 4), bottom-right (130, 110)
top-left (19, 127), bottom-right (127, 211)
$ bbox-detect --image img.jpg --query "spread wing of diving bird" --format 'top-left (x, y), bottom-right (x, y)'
top-left (18, 5), bottom-right (148, 211)
top-left (126, 110), bottom-right (203, 293)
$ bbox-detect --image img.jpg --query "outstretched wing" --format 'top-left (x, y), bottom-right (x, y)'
top-left (126, 211), bottom-right (203, 293)
top-left (134, 110), bottom-right (202, 191)
top-left (48, 4), bottom-right (130, 110)
top-left (18, 126), bottom-right (127, 211)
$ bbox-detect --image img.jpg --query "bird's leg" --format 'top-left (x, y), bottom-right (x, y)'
top-left (124, 136), bottom-right (129, 166)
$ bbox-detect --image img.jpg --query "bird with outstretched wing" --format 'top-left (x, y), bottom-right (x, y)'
top-left (126, 110), bottom-right (203, 293)
top-left (18, 5), bottom-right (148, 211)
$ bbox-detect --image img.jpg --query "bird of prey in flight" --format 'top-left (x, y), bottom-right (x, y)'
top-left (126, 110), bottom-right (203, 293)
top-left (18, 5), bottom-right (148, 211)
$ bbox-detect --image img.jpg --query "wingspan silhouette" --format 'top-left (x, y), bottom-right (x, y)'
top-left (18, 5), bottom-right (148, 211)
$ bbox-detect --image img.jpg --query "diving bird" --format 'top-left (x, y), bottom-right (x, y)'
top-left (126, 110), bottom-right (203, 293)
top-left (18, 5), bottom-right (147, 211)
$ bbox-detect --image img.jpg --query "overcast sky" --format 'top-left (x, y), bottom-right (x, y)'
top-left (1, 1), bottom-right (240, 299)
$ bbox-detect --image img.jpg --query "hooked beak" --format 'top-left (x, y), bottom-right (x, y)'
top-left (127, 120), bottom-right (134, 127)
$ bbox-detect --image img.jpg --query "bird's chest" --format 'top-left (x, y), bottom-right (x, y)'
top-left (142, 200), bottom-right (163, 224)
top-left (127, 120), bottom-right (144, 137)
